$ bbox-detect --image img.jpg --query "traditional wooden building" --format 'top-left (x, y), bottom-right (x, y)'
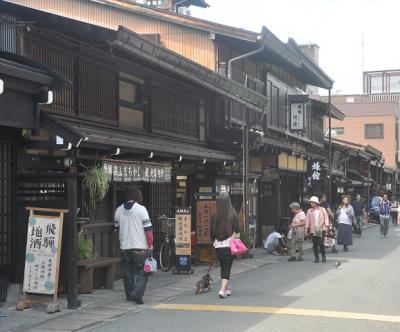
top-left (0, 1), bottom-right (273, 307)
top-left (1, 0), bottom-right (345, 254)
top-left (327, 138), bottom-right (395, 208)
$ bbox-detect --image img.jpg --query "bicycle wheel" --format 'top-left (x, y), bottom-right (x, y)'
top-left (159, 241), bottom-right (175, 272)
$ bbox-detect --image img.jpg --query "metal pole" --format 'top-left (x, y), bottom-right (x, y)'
top-left (244, 124), bottom-right (249, 232)
top-left (328, 89), bottom-right (332, 207)
top-left (367, 161), bottom-right (371, 211)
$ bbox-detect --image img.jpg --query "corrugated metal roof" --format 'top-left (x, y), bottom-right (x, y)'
top-left (333, 102), bottom-right (398, 117)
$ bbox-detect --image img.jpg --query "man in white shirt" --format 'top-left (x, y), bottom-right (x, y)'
top-left (114, 187), bottom-right (153, 305)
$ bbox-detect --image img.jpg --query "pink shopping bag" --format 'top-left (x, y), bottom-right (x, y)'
top-left (229, 238), bottom-right (248, 256)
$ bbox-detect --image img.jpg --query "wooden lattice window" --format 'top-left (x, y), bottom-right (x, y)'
top-left (25, 37), bottom-right (75, 114)
top-left (152, 88), bottom-right (199, 139)
top-left (79, 60), bottom-right (118, 122)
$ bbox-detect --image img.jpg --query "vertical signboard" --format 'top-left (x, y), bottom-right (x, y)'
top-left (18, 207), bottom-right (68, 313)
top-left (290, 103), bottom-right (305, 130)
top-left (196, 200), bottom-right (216, 244)
top-left (175, 208), bottom-right (191, 256)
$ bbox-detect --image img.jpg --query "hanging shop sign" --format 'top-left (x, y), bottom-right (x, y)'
top-left (103, 160), bottom-right (172, 183)
top-left (290, 103), bottom-right (305, 130)
top-left (196, 200), bottom-right (216, 244)
top-left (307, 160), bottom-right (325, 192)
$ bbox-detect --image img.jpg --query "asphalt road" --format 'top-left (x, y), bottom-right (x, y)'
top-left (91, 224), bottom-right (400, 332)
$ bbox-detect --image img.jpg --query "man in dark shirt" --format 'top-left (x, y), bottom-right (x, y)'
top-left (320, 194), bottom-right (334, 221)
top-left (352, 194), bottom-right (365, 237)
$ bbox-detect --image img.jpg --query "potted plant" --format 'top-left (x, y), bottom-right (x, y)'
top-left (76, 230), bottom-right (96, 260)
top-left (82, 165), bottom-right (111, 202)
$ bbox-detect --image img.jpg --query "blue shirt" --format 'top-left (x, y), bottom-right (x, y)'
top-left (380, 201), bottom-right (392, 218)
top-left (352, 200), bottom-right (364, 217)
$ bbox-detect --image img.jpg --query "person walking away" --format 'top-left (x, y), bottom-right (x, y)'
top-left (210, 192), bottom-right (240, 299)
top-left (352, 194), bottom-right (365, 237)
top-left (380, 194), bottom-right (391, 237)
top-left (305, 196), bottom-right (330, 263)
top-left (264, 227), bottom-right (287, 255)
top-left (336, 195), bottom-right (354, 252)
top-left (320, 194), bottom-right (334, 222)
top-left (390, 200), bottom-right (398, 226)
top-left (114, 187), bottom-right (153, 305)
top-left (288, 202), bottom-right (306, 262)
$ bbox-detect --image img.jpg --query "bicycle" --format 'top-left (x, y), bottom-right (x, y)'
top-left (158, 215), bottom-right (176, 272)
top-left (248, 217), bottom-right (257, 258)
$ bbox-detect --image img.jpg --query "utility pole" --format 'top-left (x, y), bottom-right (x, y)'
top-left (328, 89), bottom-right (332, 207)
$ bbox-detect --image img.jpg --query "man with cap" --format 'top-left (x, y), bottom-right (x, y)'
top-left (305, 196), bottom-right (330, 263)
top-left (288, 202), bottom-right (306, 262)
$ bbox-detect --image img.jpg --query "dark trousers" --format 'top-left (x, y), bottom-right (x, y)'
top-left (312, 232), bottom-right (325, 260)
top-left (120, 249), bottom-right (148, 300)
top-left (216, 247), bottom-right (233, 280)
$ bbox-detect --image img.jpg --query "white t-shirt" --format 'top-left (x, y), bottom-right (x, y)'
top-left (264, 231), bottom-right (282, 248)
top-left (114, 202), bottom-right (151, 250)
top-left (338, 208), bottom-right (351, 225)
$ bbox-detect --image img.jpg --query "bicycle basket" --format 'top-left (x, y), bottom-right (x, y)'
top-left (160, 218), bottom-right (175, 235)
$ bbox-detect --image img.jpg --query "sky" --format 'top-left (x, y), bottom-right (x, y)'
top-left (190, 0), bottom-right (400, 95)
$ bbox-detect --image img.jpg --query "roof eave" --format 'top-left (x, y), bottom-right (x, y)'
top-left (113, 26), bottom-right (268, 112)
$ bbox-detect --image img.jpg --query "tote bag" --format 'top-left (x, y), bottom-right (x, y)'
top-left (229, 238), bottom-right (247, 256)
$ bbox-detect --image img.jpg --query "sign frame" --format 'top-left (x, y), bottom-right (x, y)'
top-left (17, 207), bottom-right (68, 313)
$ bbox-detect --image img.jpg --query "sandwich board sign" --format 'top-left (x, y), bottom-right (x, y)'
top-left (17, 207), bottom-right (68, 313)
top-left (174, 207), bottom-right (192, 273)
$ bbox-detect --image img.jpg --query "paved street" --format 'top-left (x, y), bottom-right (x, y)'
top-left (87, 224), bottom-right (400, 332)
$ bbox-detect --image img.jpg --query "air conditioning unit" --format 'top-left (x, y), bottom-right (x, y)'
top-left (178, 6), bottom-right (191, 15)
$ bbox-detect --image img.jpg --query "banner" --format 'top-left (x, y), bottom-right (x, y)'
top-left (103, 160), bottom-right (171, 183)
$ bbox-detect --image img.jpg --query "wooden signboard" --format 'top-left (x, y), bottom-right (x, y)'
top-left (175, 208), bottom-right (191, 256)
top-left (17, 207), bottom-right (68, 313)
top-left (196, 200), bottom-right (216, 244)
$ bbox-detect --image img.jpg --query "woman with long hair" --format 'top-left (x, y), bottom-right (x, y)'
top-left (210, 192), bottom-right (240, 298)
top-left (336, 195), bottom-right (354, 252)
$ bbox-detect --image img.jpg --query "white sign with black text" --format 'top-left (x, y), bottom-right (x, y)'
top-left (290, 103), bottom-right (305, 130)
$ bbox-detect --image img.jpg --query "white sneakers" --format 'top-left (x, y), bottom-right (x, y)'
top-left (219, 288), bottom-right (232, 298)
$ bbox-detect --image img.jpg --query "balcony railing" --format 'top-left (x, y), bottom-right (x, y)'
top-left (218, 64), bottom-right (265, 95)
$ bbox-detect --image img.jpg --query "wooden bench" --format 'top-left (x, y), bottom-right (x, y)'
top-left (77, 257), bottom-right (120, 294)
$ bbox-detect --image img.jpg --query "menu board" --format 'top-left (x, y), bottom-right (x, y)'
top-left (175, 208), bottom-right (191, 256)
top-left (196, 200), bottom-right (216, 244)
top-left (23, 216), bottom-right (63, 295)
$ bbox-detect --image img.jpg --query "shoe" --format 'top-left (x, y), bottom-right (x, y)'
top-left (297, 257), bottom-right (303, 261)
top-left (314, 258), bottom-right (319, 263)
top-left (219, 290), bottom-right (227, 299)
top-left (133, 296), bottom-right (144, 305)
top-left (322, 257), bottom-right (326, 263)
top-left (288, 257), bottom-right (297, 262)
top-left (225, 288), bottom-right (232, 296)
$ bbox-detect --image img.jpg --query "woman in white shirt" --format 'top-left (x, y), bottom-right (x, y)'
top-left (336, 195), bottom-right (354, 252)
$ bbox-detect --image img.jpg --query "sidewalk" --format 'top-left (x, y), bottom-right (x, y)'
top-left (3, 224), bottom-right (377, 332)
top-left (0, 241), bottom-right (313, 332)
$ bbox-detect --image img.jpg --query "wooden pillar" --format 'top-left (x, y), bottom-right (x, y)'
top-left (66, 174), bottom-right (79, 309)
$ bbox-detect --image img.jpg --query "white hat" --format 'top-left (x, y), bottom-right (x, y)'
top-left (309, 196), bottom-right (320, 204)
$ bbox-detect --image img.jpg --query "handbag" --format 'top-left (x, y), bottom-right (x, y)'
top-left (229, 238), bottom-right (247, 256)
top-left (144, 252), bottom-right (157, 274)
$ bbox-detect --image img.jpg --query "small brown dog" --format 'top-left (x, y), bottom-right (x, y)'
top-left (195, 273), bottom-right (213, 295)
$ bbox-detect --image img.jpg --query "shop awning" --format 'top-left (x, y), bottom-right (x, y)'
top-left (40, 114), bottom-right (237, 162)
